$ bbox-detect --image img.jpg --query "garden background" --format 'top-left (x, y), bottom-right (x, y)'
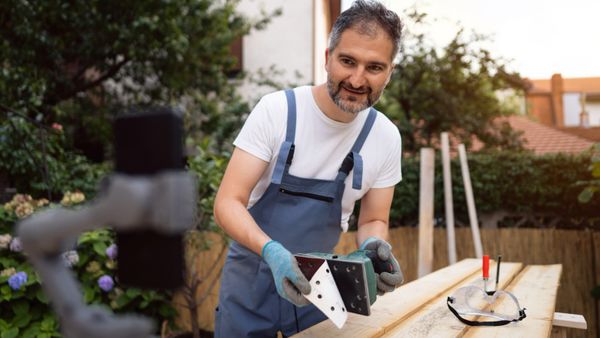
top-left (1, 1), bottom-right (598, 337)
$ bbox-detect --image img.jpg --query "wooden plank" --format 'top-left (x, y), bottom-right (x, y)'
top-left (441, 132), bottom-right (457, 265)
top-left (458, 144), bottom-right (482, 258)
top-left (292, 259), bottom-right (482, 338)
top-left (418, 148), bottom-right (435, 277)
top-left (381, 262), bottom-right (523, 337)
top-left (481, 228), bottom-right (595, 338)
top-left (594, 231), bottom-right (600, 338)
top-left (463, 265), bottom-right (563, 338)
top-left (290, 317), bottom-right (381, 338)
top-left (549, 327), bottom-right (567, 338)
top-left (552, 312), bottom-right (587, 330)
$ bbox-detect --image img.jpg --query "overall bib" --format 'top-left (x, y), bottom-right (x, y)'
top-left (215, 89), bottom-right (377, 337)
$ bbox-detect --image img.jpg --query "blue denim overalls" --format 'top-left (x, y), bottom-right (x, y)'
top-left (215, 89), bottom-right (377, 337)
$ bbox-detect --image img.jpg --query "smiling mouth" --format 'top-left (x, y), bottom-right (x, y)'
top-left (342, 86), bottom-right (368, 95)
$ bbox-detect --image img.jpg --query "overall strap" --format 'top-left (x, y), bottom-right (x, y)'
top-left (344, 108), bottom-right (377, 190)
top-left (271, 89), bottom-right (297, 184)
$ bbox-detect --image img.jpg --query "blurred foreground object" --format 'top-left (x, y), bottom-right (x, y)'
top-left (17, 108), bottom-right (196, 338)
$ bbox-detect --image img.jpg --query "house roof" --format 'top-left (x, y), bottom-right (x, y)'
top-left (559, 126), bottom-right (600, 142)
top-left (506, 116), bottom-right (595, 154)
top-left (419, 116), bottom-right (595, 155)
top-left (528, 76), bottom-right (600, 94)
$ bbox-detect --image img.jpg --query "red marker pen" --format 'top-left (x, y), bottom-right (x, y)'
top-left (482, 255), bottom-right (490, 292)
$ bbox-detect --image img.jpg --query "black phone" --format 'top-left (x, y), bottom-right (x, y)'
top-left (113, 107), bottom-right (186, 290)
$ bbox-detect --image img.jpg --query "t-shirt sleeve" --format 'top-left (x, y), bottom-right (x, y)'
top-left (372, 126), bottom-right (402, 188)
top-left (233, 96), bottom-right (279, 162)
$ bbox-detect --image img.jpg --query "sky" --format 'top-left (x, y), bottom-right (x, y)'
top-left (344, 0), bottom-right (600, 80)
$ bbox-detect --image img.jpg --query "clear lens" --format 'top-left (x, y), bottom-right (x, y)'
top-left (451, 285), bottom-right (522, 321)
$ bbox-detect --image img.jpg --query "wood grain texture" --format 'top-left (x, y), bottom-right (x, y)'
top-left (292, 259), bottom-right (481, 338)
top-left (381, 262), bottom-right (523, 338)
top-left (553, 312), bottom-right (587, 330)
top-left (463, 265), bottom-right (562, 338)
top-left (175, 228), bottom-right (597, 337)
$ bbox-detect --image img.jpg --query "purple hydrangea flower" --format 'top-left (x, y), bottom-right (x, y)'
top-left (98, 275), bottom-right (114, 292)
top-left (8, 271), bottom-right (27, 290)
top-left (9, 237), bottom-right (22, 252)
top-left (105, 244), bottom-right (118, 260)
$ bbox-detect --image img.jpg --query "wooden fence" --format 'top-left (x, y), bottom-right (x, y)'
top-left (173, 228), bottom-right (599, 338)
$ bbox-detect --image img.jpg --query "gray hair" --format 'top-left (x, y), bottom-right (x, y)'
top-left (328, 0), bottom-right (402, 60)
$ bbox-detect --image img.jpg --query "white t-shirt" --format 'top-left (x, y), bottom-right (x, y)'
top-left (233, 86), bottom-right (402, 231)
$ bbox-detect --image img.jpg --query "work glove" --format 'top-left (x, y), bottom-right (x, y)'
top-left (359, 236), bottom-right (404, 295)
top-left (262, 240), bottom-right (311, 306)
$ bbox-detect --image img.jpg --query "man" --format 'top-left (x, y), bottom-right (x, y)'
top-left (213, 1), bottom-right (404, 336)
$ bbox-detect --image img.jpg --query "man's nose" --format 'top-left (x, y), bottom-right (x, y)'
top-left (347, 67), bottom-right (366, 89)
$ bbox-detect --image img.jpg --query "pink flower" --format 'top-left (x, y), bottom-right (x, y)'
top-left (51, 123), bottom-right (63, 133)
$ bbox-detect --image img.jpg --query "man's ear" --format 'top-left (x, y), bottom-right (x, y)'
top-left (324, 48), bottom-right (330, 69)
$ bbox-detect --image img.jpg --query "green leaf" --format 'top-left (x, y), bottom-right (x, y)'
top-left (21, 324), bottom-right (41, 338)
top-left (36, 288), bottom-right (49, 303)
top-left (83, 287), bottom-right (96, 303)
top-left (159, 303), bottom-right (177, 317)
top-left (13, 301), bottom-right (29, 315)
top-left (13, 313), bottom-right (31, 328)
top-left (93, 242), bottom-right (108, 256)
top-left (40, 317), bottom-right (56, 331)
top-left (578, 187), bottom-right (596, 203)
top-left (125, 288), bottom-right (142, 298)
top-left (1, 327), bottom-right (19, 338)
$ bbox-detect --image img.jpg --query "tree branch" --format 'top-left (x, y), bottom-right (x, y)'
top-left (44, 57), bottom-right (130, 106)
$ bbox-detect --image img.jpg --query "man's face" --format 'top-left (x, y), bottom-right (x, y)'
top-left (326, 27), bottom-right (395, 115)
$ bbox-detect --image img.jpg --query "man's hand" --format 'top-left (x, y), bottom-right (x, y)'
top-left (262, 240), bottom-right (311, 306)
top-left (359, 236), bottom-right (404, 295)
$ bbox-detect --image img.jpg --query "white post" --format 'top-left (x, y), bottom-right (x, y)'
top-left (418, 148), bottom-right (435, 278)
top-left (458, 144), bottom-right (483, 258)
top-left (441, 133), bottom-right (457, 265)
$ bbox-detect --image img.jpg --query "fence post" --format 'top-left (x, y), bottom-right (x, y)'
top-left (458, 144), bottom-right (483, 258)
top-left (418, 148), bottom-right (435, 277)
top-left (441, 132), bottom-right (457, 265)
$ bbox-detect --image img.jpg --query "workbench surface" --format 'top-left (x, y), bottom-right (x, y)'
top-left (292, 259), bottom-right (562, 338)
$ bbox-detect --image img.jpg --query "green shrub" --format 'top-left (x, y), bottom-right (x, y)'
top-left (391, 150), bottom-right (600, 228)
top-left (0, 193), bottom-right (176, 337)
top-left (186, 138), bottom-right (230, 232)
top-left (578, 143), bottom-right (600, 203)
top-left (0, 114), bottom-right (108, 199)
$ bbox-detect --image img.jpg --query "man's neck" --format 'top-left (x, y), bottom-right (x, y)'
top-left (311, 84), bottom-right (360, 123)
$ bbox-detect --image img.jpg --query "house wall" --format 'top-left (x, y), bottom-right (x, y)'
top-left (526, 74), bottom-right (600, 128)
top-left (237, 0), bottom-right (315, 102)
top-left (562, 92), bottom-right (600, 127)
top-left (563, 93), bottom-right (581, 126)
top-left (526, 94), bottom-right (554, 126)
top-left (588, 102), bottom-right (600, 126)
top-left (313, 0), bottom-right (329, 85)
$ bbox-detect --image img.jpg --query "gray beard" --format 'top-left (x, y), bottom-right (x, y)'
top-left (327, 77), bottom-right (372, 114)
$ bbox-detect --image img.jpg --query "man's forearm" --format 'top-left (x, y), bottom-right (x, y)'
top-left (356, 220), bottom-right (389, 247)
top-left (214, 197), bottom-right (270, 255)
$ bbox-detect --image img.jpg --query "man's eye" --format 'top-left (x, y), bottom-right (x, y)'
top-left (341, 58), bottom-right (354, 65)
top-left (368, 65), bottom-right (383, 72)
